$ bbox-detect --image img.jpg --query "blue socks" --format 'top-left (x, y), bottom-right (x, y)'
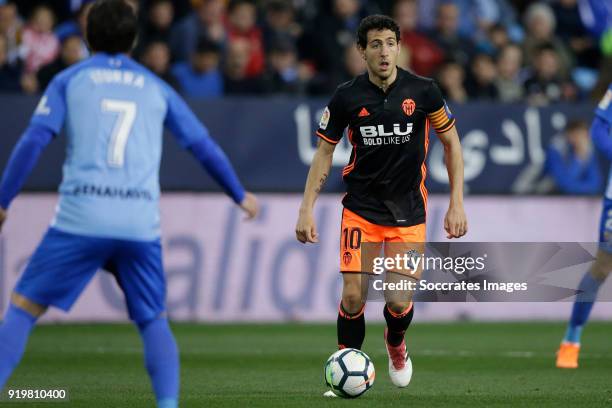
top-left (137, 318), bottom-right (179, 408)
top-left (0, 305), bottom-right (37, 389)
top-left (0, 306), bottom-right (179, 406)
top-left (564, 271), bottom-right (603, 344)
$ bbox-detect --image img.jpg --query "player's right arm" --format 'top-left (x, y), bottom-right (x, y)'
top-left (592, 86), bottom-right (612, 160)
top-left (296, 89), bottom-right (347, 243)
top-left (296, 139), bottom-right (336, 243)
top-left (0, 77), bottom-right (66, 233)
top-left (162, 84), bottom-right (258, 219)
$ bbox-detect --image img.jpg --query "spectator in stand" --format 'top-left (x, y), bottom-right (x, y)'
top-left (300, 0), bottom-right (366, 85)
top-left (481, 23), bottom-right (511, 55)
top-left (37, 34), bottom-right (84, 90)
top-left (223, 37), bottom-right (264, 95)
top-left (545, 119), bottom-right (602, 194)
top-left (262, 0), bottom-right (301, 52)
top-left (0, 0), bottom-right (23, 65)
top-left (427, 2), bottom-right (476, 68)
top-left (344, 43), bottom-right (367, 78)
top-left (0, 34), bottom-right (21, 92)
top-left (55, 1), bottom-right (92, 40)
top-left (393, 0), bottom-right (444, 77)
top-left (137, 0), bottom-right (174, 51)
top-left (171, 37), bottom-right (223, 98)
top-left (524, 44), bottom-right (577, 106)
top-left (54, 1), bottom-right (92, 59)
top-left (169, 0), bottom-right (227, 62)
top-left (19, 5), bottom-right (59, 74)
top-left (306, 43), bottom-right (365, 95)
top-left (466, 53), bottom-right (498, 100)
top-left (437, 60), bottom-right (468, 104)
top-left (263, 36), bottom-right (305, 95)
top-left (495, 43), bottom-right (524, 102)
top-left (227, 0), bottom-right (264, 78)
top-left (522, 3), bottom-right (573, 77)
top-left (124, 0), bottom-right (139, 14)
top-left (552, 0), bottom-right (599, 69)
top-left (141, 41), bottom-right (177, 88)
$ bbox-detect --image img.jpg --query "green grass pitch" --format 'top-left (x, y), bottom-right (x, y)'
top-left (2, 321), bottom-right (611, 407)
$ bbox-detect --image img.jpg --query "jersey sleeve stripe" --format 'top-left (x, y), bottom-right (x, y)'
top-left (434, 118), bottom-right (456, 134)
top-left (316, 131), bottom-right (340, 145)
top-left (419, 119), bottom-right (430, 213)
top-left (428, 112), bottom-right (449, 123)
top-left (429, 108), bottom-right (446, 119)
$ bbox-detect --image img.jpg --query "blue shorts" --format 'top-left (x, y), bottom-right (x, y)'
top-left (599, 198), bottom-right (612, 253)
top-left (14, 228), bottom-right (165, 323)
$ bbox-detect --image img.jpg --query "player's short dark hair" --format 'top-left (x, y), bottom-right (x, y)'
top-left (86, 0), bottom-right (138, 54)
top-left (356, 15), bottom-right (400, 49)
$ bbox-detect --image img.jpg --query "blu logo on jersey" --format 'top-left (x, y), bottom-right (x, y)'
top-left (360, 123), bottom-right (413, 137)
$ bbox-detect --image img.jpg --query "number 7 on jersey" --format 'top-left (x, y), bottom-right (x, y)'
top-left (101, 98), bottom-right (136, 168)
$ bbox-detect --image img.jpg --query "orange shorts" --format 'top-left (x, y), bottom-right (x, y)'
top-left (339, 208), bottom-right (426, 276)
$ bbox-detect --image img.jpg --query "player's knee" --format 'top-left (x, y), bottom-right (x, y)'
top-left (591, 252), bottom-right (612, 281)
top-left (341, 292), bottom-right (364, 314)
top-left (135, 315), bottom-right (166, 332)
top-left (386, 301), bottom-right (412, 315)
top-left (590, 266), bottom-right (609, 281)
top-left (10, 292), bottom-right (47, 318)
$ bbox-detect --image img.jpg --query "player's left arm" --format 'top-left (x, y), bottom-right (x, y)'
top-left (163, 83), bottom-right (258, 219)
top-left (425, 80), bottom-right (467, 239)
top-left (437, 126), bottom-right (467, 239)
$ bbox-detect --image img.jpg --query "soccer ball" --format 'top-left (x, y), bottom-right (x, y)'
top-left (324, 348), bottom-right (375, 398)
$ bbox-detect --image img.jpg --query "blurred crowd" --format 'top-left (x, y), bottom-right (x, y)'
top-left (0, 0), bottom-right (610, 104)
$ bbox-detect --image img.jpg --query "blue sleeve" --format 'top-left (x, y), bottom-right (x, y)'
top-left (595, 86), bottom-right (612, 124)
top-left (29, 75), bottom-right (67, 134)
top-left (162, 84), bottom-right (245, 203)
top-left (591, 116), bottom-right (612, 160)
top-left (0, 125), bottom-right (54, 209)
top-left (579, 0), bottom-right (612, 38)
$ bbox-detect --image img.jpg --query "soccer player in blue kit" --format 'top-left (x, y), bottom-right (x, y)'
top-left (556, 84), bottom-right (612, 369)
top-left (0, 0), bottom-right (259, 406)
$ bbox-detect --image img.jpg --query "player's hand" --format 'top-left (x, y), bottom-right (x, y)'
top-left (240, 192), bottom-right (259, 220)
top-left (295, 208), bottom-right (318, 243)
top-left (444, 204), bottom-right (467, 239)
top-left (0, 207), bottom-right (6, 233)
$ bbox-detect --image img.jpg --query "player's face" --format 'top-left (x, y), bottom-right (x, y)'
top-left (360, 29), bottom-right (399, 81)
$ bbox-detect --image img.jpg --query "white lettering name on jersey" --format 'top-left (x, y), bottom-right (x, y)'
top-left (89, 69), bottom-right (145, 89)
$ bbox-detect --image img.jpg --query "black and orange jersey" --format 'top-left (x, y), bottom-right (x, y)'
top-left (316, 67), bottom-right (455, 227)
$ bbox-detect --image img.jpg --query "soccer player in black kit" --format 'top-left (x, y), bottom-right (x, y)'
top-left (296, 15), bottom-right (467, 389)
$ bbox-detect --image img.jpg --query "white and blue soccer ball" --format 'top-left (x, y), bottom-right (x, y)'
top-left (324, 348), bottom-right (375, 398)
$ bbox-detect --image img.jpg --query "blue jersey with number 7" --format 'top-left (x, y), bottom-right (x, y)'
top-left (30, 53), bottom-right (209, 240)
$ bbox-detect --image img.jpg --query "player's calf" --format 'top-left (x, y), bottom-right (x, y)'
top-left (337, 274), bottom-right (367, 350)
top-left (0, 294), bottom-right (46, 388)
top-left (136, 317), bottom-right (179, 408)
top-left (384, 302), bottom-right (413, 347)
